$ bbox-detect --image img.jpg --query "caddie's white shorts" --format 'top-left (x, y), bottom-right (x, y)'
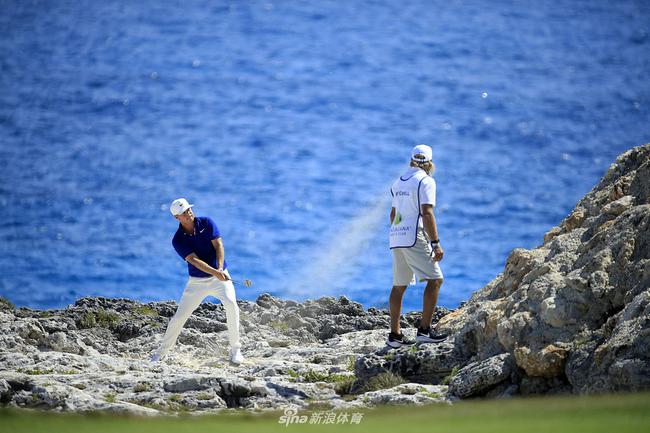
top-left (392, 228), bottom-right (444, 286)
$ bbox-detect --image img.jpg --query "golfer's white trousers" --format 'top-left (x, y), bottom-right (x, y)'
top-left (156, 274), bottom-right (241, 357)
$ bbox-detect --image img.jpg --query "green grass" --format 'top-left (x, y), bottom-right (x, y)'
top-left (1, 392), bottom-right (648, 433)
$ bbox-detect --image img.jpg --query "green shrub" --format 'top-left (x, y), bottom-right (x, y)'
top-left (301, 369), bottom-right (330, 382)
top-left (18, 368), bottom-right (54, 375)
top-left (287, 368), bottom-right (352, 384)
top-left (168, 394), bottom-right (182, 403)
top-left (400, 386), bottom-right (425, 395)
top-left (269, 320), bottom-right (289, 331)
top-left (133, 305), bottom-right (158, 317)
top-left (0, 296), bottom-right (14, 310)
top-left (357, 372), bottom-right (406, 393)
top-left (95, 309), bottom-right (120, 328)
top-left (304, 400), bottom-right (334, 411)
top-left (347, 356), bottom-right (356, 372)
top-left (442, 366), bottom-right (461, 386)
top-left (334, 377), bottom-right (357, 396)
top-left (133, 383), bottom-right (151, 393)
top-left (78, 312), bottom-right (96, 329)
top-left (79, 309), bottom-right (120, 329)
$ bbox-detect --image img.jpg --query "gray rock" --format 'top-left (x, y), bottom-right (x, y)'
top-left (256, 293), bottom-right (283, 309)
top-left (44, 332), bottom-right (83, 354)
top-left (519, 376), bottom-right (571, 396)
top-left (448, 353), bottom-right (514, 398)
top-left (437, 143), bottom-right (650, 395)
top-left (0, 379), bottom-right (12, 403)
top-left (355, 342), bottom-right (461, 386)
top-left (163, 377), bottom-right (208, 393)
top-left (356, 383), bottom-right (449, 406)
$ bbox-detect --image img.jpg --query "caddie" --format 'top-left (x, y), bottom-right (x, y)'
top-left (387, 144), bottom-right (447, 347)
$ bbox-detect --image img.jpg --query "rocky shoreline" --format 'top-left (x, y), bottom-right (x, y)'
top-left (1, 144), bottom-right (649, 414)
top-left (0, 294), bottom-right (452, 414)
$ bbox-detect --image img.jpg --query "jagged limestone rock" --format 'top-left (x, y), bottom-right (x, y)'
top-left (1, 144), bottom-right (648, 412)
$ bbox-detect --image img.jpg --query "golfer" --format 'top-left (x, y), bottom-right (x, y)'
top-left (151, 198), bottom-right (244, 364)
top-left (387, 144), bottom-right (447, 348)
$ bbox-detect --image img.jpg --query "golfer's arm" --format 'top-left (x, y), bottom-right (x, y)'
top-left (211, 237), bottom-right (225, 270)
top-left (185, 253), bottom-right (220, 277)
top-left (420, 204), bottom-right (439, 242)
top-left (390, 207), bottom-right (395, 224)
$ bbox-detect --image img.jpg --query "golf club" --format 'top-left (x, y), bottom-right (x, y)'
top-left (228, 278), bottom-right (253, 287)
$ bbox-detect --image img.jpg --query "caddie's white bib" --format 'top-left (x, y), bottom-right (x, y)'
top-left (389, 169), bottom-right (429, 248)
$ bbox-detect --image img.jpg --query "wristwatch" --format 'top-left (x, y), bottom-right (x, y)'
top-left (430, 240), bottom-right (441, 249)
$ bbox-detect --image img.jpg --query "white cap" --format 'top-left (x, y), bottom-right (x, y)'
top-left (411, 144), bottom-right (433, 162)
top-left (170, 198), bottom-right (194, 216)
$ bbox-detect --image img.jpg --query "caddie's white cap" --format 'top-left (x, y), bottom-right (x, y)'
top-left (170, 198), bottom-right (194, 216)
top-left (411, 144), bottom-right (433, 162)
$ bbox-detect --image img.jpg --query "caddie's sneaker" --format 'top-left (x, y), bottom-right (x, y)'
top-left (416, 327), bottom-right (447, 343)
top-left (230, 347), bottom-right (245, 365)
top-left (386, 332), bottom-right (416, 348)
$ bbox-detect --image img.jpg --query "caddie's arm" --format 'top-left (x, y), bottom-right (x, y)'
top-left (184, 253), bottom-right (228, 281)
top-left (390, 207), bottom-right (396, 224)
top-left (421, 204), bottom-right (444, 261)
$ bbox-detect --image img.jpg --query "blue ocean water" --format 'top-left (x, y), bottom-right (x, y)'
top-left (0, 0), bottom-right (649, 311)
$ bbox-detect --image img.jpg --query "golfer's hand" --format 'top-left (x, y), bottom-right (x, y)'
top-left (433, 245), bottom-right (444, 262)
top-left (213, 269), bottom-right (228, 281)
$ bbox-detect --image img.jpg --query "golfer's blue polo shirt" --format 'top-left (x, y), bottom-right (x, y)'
top-left (172, 216), bottom-right (228, 278)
